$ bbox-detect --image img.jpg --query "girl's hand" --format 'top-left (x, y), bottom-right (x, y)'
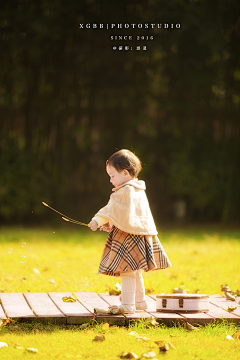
top-left (100, 223), bottom-right (112, 232)
top-left (88, 219), bottom-right (98, 231)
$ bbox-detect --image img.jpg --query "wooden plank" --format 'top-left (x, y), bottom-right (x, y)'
top-left (144, 295), bottom-right (158, 312)
top-left (210, 294), bottom-right (240, 305)
top-left (0, 300), bottom-right (7, 320)
top-left (24, 293), bottom-right (66, 325)
top-left (149, 294), bottom-right (157, 300)
top-left (177, 311), bottom-right (214, 326)
top-left (209, 295), bottom-right (240, 319)
top-left (207, 302), bottom-right (240, 322)
top-left (49, 292), bottom-right (94, 325)
top-left (74, 292), bottom-right (125, 325)
top-left (99, 293), bottom-right (153, 322)
top-left (0, 293), bottom-right (35, 319)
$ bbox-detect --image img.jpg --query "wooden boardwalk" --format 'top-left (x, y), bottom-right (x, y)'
top-left (0, 292), bottom-right (239, 326)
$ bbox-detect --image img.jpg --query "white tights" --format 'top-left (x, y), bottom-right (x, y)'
top-left (120, 269), bottom-right (146, 311)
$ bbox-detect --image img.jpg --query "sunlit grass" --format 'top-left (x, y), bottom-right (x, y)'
top-left (0, 226), bottom-right (240, 360)
top-left (0, 319), bottom-right (239, 360)
top-left (0, 227), bottom-right (239, 294)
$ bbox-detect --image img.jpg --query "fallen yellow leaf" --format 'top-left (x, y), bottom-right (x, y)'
top-left (3, 319), bottom-right (10, 326)
top-left (145, 288), bottom-right (154, 295)
top-left (26, 347), bottom-right (38, 353)
top-left (159, 343), bottom-right (170, 352)
top-left (232, 331), bottom-right (240, 340)
top-left (111, 326), bottom-right (119, 330)
top-left (102, 323), bottom-right (109, 330)
top-left (226, 306), bottom-right (237, 312)
top-left (92, 334), bottom-right (105, 342)
top-left (62, 296), bottom-right (77, 302)
top-left (118, 351), bottom-right (139, 359)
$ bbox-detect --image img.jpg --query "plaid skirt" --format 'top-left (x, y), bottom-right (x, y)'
top-left (98, 226), bottom-right (172, 277)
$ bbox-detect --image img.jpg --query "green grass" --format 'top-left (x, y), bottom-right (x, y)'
top-left (0, 226), bottom-right (240, 359)
top-left (0, 320), bottom-right (239, 359)
top-left (0, 227), bottom-right (239, 294)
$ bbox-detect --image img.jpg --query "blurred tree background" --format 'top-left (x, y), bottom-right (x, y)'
top-left (0, 0), bottom-right (239, 225)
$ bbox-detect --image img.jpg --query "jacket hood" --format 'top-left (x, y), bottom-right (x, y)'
top-left (112, 179), bottom-right (146, 192)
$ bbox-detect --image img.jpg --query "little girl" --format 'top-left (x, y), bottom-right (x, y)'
top-left (88, 149), bottom-right (172, 314)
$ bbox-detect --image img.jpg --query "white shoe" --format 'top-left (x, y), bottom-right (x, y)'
top-left (109, 304), bottom-right (136, 315)
top-left (119, 295), bottom-right (147, 311)
top-left (136, 300), bottom-right (147, 310)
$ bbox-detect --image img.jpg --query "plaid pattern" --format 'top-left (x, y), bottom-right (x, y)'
top-left (98, 226), bottom-right (172, 277)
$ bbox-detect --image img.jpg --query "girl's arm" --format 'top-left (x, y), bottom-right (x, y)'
top-left (88, 219), bottom-right (98, 231)
top-left (99, 223), bottom-right (112, 232)
top-left (88, 216), bottom-right (109, 231)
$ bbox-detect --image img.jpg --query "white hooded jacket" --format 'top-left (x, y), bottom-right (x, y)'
top-left (94, 179), bottom-right (158, 236)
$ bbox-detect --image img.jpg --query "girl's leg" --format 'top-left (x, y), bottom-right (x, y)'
top-left (135, 269), bottom-right (147, 310)
top-left (120, 271), bottom-right (136, 313)
top-left (109, 271), bottom-right (136, 314)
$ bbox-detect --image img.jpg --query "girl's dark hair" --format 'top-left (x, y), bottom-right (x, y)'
top-left (106, 149), bottom-right (142, 177)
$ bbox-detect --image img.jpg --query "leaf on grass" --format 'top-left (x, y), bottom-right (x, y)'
top-left (184, 322), bottom-right (199, 331)
top-left (226, 306), bottom-right (237, 312)
top-left (155, 340), bottom-right (176, 351)
top-left (118, 351), bottom-right (139, 359)
top-left (147, 318), bottom-right (158, 328)
top-left (167, 342), bottom-right (176, 349)
top-left (15, 345), bottom-right (24, 350)
top-left (80, 323), bottom-right (89, 330)
top-left (3, 319), bottom-right (10, 326)
top-left (159, 343), bottom-right (170, 352)
top-left (173, 287), bottom-right (189, 294)
top-left (154, 340), bottom-right (164, 347)
top-left (115, 282), bottom-right (121, 291)
top-left (136, 336), bottom-right (150, 341)
top-left (145, 288), bottom-right (154, 295)
top-left (33, 268), bottom-right (40, 275)
top-left (111, 326), bottom-right (119, 330)
top-left (102, 323), bottom-right (109, 330)
top-left (92, 334), bottom-right (105, 342)
top-left (62, 296), bottom-right (77, 303)
top-left (140, 316), bottom-right (158, 329)
top-left (194, 289), bottom-right (201, 294)
top-left (106, 282), bottom-right (121, 295)
top-left (0, 342), bottom-right (8, 349)
top-left (226, 335), bottom-right (234, 340)
top-left (232, 331), bottom-right (240, 340)
top-left (172, 287), bottom-right (183, 294)
top-left (128, 331), bottom-right (139, 336)
top-left (221, 284), bottom-right (231, 292)
top-left (26, 347), bottom-right (38, 353)
top-left (109, 289), bottom-right (121, 295)
top-left (142, 351), bottom-right (156, 358)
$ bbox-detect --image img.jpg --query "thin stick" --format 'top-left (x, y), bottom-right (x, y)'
top-left (42, 202), bottom-right (88, 226)
top-left (62, 217), bottom-right (88, 226)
